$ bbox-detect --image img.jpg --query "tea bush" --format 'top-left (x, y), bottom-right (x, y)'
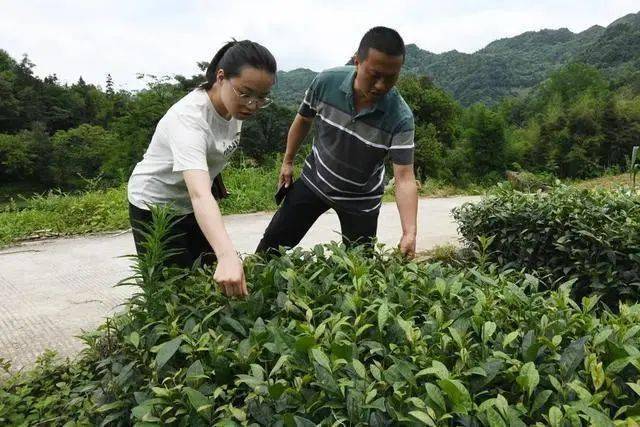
top-left (453, 185), bottom-right (640, 307)
top-left (2, 207), bottom-right (640, 426)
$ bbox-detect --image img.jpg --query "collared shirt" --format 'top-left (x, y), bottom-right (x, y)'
top-left (298, 66), bottom-right (415, 214)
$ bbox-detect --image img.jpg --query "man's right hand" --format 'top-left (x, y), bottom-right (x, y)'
top-left (214, 253), bottom-right (248, 297)
top-left (279, 161), bottom-right (294, 188)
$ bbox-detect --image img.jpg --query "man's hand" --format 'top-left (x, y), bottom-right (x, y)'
top-left (279, 113), bottom-right (313, 188)
top-left (279, 161), bottom-right (294, 188)
top-left (213, 253), bottom-right (248, 297)
top-left (399, 232), bottom-right (416, 259)
top-left (393, 163), bottom-right (418, 260)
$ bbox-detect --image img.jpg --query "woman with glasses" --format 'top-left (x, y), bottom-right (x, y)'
top-left (127, 40), bottom-right (275, 298)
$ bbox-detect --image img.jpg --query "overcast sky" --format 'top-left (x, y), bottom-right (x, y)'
top-left (1, 0), bottom-right (638, 90)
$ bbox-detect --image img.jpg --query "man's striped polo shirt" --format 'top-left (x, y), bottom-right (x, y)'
top-left (298, 66), bottom-right (415, 215)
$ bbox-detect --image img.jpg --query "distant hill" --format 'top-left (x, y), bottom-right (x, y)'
top-left (272, 11), bottom-right (640, 106)
top-left (272, 68), bottom-right (317, 107)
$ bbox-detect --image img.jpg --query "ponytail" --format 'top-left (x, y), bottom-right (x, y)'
top-left (200, 39), bottom-right (277, 90)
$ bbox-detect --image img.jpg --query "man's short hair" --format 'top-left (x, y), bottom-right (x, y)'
top-left (357, 27), bottom-right (405, 62)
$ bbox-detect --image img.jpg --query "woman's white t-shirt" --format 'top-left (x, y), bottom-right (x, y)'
top-left (128, 89), bottom-right (242, 215)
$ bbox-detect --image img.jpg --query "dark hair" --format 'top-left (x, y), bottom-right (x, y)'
top-left (200, 40), bottom-right (277, 90)
top-left (357, 27), bottom-right (405, 62)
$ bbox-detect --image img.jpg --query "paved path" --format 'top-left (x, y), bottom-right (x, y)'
top-left (0, 196), bottom-right (479, 370)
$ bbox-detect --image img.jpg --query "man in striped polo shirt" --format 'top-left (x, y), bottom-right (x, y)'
top-left (256, 27), bottom-right (418, 257)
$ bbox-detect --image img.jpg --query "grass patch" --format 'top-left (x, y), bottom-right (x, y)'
top-left (572, 173), bottom-right (633, 191)
top-left (0, 182), bottom-right (50, 209)
top-left (0, 166), bottom-right (282, 247)
top-left (383, 178), bottom-right (487, 202)
top-left (0, 186), bottom-right (130, 246)
top-left (419, 179), bottom-right (487, 197)
top-left (0, 162), bottom-right (481, 247)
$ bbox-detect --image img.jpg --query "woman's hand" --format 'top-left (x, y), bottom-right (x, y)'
top-left (214, 253), bottom-right (248, 297)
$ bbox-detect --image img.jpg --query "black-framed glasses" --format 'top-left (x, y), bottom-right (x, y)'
top-left (230, 83), bottom-right (273, 108)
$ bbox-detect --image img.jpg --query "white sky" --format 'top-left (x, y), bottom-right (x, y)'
top-left (1, 0), bottom-right (638, 90)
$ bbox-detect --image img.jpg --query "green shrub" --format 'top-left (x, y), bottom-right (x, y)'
top-left (413, 124), bottom-right (445, 181)
top-left (631, 146), bottom-right (639, 189)
top-left (2, 207), bottom-right (640, 425)
top-left (505, 170), bottom-right (556, 192)
top-left (50, 124), bottom-right (120, 187)
top-left (453, 185), bottom-right (640, 306)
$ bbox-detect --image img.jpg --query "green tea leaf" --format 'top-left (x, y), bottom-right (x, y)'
top-left (269, 355), bottom-right (290, 378)
top-left (378, 301), bottom-right (390, 332)
top-left (606, 357), bottom-right (630, 375)
top-left (502, 330), bottom-right (519, 348)
top-left (222, 316), bottom-right (246, 336)
top-left (370, 364), bottom-right (382, 381)
top-left (590, 361), bottom-right (605, 391)
top-left (398, 316), bottom-right (414, 343)
top-left (449, 326), bottom-right (464, 348)
top-left (230, 406), bottom-right (246, 421)
top-left (417, 360), bottom-right (450, 380)
top-left (151, 386), bottom-right (171, 397)
top-left (370, 398), bottom-right (389, 413)
top-left (409, 410), bottom-right (436, 426)
top-left (559, 337), bottom-right (587, 379)
top-left (314, 322), bottom-right (326, 340)
top-left (495, 394), bottom-right (508, 417)
top-left (268, 383), bottom-right (286, 399)
top-left (96, 400), bottom-right (125, 413)
top-left (548, 406), bottom-right (563, 427)
top-left (580, 407), bottom-right (614, 427)
top-left (365, 388), bottom-right (377, 404)
top-left (516, 362), bottom-right (539, 397)
top-left (154, 336), bottom-right (183, 370)
top-left (311, 348), bottom-right (332, 372)
top-left (623, 325), bottom-right (640, 342)
top-left (548, 375), bottom-right (563, 394)
top-left (293, 415), bottom-right (317, 427)
top-left (129, 332), bottom-right (140, 348)
top-left (531, 389), bottom-right (552, 413)
top-left (568, 381), bottom-right (592, 401)
top-left (186, 360), bottom-right (205, 384)
top-left (482, 321), bottom-right (497, 343)
top-left (485, 406), bottom-right (507, 427)
top-left (352, 359), bottom-right (366, 379)
top-left (437, 379), bottom-right (472, 414)
top-left (627, 382), bottom-right (640, 397)
top-left (521, 330), bottom-right (541, 362)
top-left (184, 387), bottom-right (209, 413)
top-left (425, 383), bottom-right (446, 411)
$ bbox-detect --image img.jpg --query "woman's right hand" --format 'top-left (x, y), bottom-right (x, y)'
top-left (279, 161), bottom-right (294, 188)
top-left (214, 253), bottom-right (248, 297)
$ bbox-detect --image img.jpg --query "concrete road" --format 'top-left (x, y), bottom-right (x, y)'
top-left (0, 196), bottom-right (479, 370)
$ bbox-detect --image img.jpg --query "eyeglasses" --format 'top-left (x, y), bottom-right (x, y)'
top-left (230, 83), bottom-right (273, 108)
